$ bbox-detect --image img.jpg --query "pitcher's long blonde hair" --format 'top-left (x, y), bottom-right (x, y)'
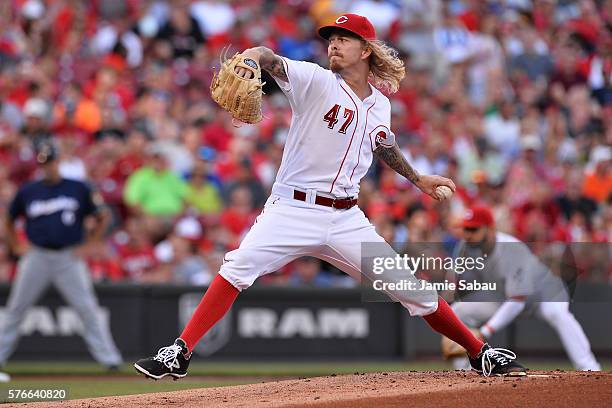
top-left (366, 40), bottom-right (405, 94)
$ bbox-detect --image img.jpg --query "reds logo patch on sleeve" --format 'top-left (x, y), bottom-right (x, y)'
top-left (370, 125), bottom-right (395, 149)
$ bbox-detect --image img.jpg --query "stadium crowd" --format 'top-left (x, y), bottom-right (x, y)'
top-left (0, 0), bottom-right (610, 285)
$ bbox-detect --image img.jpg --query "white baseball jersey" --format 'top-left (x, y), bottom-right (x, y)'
top-left (217, 55), bottom-right (439, 318)
top-left (272, 57), bottom-right (395, 198)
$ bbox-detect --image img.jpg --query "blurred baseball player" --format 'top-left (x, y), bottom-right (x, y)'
top-left (0, 140), bottom-right (123, 374)
top-left (442, 206), bottom-right (600, 371)
top-left (135, 14), bottom-right (525, 379)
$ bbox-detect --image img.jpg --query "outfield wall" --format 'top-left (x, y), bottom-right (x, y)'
top-left (0, 284), bottom-right (610, 361)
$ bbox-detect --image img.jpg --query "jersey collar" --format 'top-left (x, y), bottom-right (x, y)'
top-left (337, 74), bottom-right (376, 105)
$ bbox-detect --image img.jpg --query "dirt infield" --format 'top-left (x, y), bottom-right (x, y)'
top-left (10, 371), bottom-right (612, 408)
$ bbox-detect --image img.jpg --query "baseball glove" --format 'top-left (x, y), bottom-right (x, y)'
top-left (441, 328), bottom-right (484, 359)
top-left (210, 51), bottom-right (265, 124)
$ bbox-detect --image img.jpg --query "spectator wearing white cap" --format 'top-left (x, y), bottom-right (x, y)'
top-left (152, 217), bottom-right (210, 285)
top-left (15, 98), bottom-right (53, 185)
top-left (23, 98), bottom-right (48, 119)
top-left (21, 97), bottom-right (52, 142)
top-left (21, 0), bottom-right (45, 20)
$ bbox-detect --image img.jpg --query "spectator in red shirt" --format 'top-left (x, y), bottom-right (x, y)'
top-left (220, 185), bottom-right (257, 243)
top-left (114, 217), bottom-right (158, 281)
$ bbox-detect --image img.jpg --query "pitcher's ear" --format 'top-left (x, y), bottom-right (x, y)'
top-left (362, 44), bottom-right (372, 60)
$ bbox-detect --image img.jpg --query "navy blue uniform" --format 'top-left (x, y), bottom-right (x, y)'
top-left (8, 179), bottom-right (98, 249)
top-left (0, 174), bottom-right (123, 368)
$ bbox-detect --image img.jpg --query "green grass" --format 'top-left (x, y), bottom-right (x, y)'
top-left (3, 361), bottom-right (446, 377)
top-left (1, 360), bottom-right (610, 402)
top-left (0, 379), bottom-right (251, 402)
top-left (4, 360), bottom-right (611, 377)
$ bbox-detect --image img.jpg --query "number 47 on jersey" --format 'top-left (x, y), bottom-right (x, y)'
top-left (323, 104), bottom-right (355, 134)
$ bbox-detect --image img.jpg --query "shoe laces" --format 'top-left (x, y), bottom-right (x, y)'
top-left (153, 344), bottom-right (183, 369)
top-left (481, 347), bottom-right (516, 377)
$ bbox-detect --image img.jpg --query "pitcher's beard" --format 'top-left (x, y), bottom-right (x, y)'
top-left (329, 57), bottom-right (343, 72)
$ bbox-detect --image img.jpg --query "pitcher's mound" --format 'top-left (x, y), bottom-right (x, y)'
top-left (11, 371), bottom-right (612, 408)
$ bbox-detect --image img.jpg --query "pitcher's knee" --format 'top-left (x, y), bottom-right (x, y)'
top-left (422, 288), bottom-right (439, 304)
top-left (218, 264), bottom-right (259, 291)
top-left (218, 270), bottom-right (249, 291)
top-left (403, 289), bottom-right (438, 316)
top-left (404, 300), bottom-right (438, 316)
top-left (218, 247), bottom-right (271, 291)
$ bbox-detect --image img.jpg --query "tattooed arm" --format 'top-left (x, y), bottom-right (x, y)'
top-left (238, 47), bottom-right (288, 82)
top-left (374, 143), bottom-right (456, 200)
top-left (257, 47), bottom-right (288, 82)
top-left (374, 143), bottom-right (421, 185)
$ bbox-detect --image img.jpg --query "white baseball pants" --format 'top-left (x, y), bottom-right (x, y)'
top-left (219, 183), bottom-right (439, 316)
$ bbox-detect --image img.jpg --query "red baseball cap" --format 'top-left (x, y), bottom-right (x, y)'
top-left (462, 206), bottom-right (495, 228)
top-left (318, 14), bottom-right (377, 41)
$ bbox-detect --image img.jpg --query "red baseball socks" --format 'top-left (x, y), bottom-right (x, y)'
top-left (179, 279), bottom-right (483, 359)
top-left (179, 274), bottom-right (239, 352)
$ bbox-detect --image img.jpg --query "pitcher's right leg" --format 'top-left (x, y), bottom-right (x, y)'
top-left (135, 196), bottom-right (327, 379)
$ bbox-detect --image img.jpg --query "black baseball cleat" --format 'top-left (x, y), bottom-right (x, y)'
top-left (469, 343), bottom-right (527, 377)
top-left (134, 338), bottom-right (191, 380)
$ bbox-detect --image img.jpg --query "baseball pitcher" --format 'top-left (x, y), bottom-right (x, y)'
top-left (135, 14), bottom-right (525, 380)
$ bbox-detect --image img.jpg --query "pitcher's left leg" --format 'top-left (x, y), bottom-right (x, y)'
top-left (323, 208), bottom-right (484, 356)
top-left (323, 207), bottom-right (525, 376)
top-left (447, 301), bottom-right (501, 370)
